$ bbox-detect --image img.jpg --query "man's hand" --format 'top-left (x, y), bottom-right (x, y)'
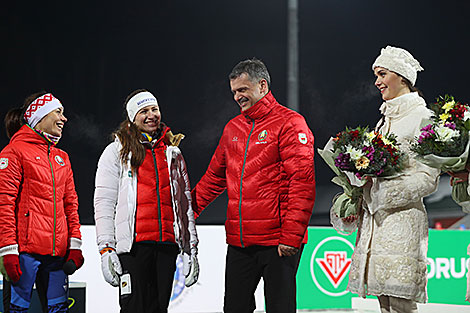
top-left (278, 244), bottom-right (298, 257)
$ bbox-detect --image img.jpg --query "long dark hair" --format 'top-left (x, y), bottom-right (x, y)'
top-left (4, 91), bottom-right (47, 139)
top-left (112, 89), bottom-right (163, 173)
top-left (401, 76), bottom-right (425, 98)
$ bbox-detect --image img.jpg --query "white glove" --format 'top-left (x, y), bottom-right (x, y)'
top-left (100, 249), bottom-right (122, 287)
top-left (183, 253), bottom-right (199, 287)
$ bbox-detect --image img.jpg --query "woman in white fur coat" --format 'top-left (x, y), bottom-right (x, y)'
top-left (333, 46), bottom-right (440, 313)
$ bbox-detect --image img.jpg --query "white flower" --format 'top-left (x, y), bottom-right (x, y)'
top-left (464, 110), bottom-right (470, 122)
top-left (435, 125), bottom-right (460, 142)
top-left (346, 145), bottom-right (364, 161)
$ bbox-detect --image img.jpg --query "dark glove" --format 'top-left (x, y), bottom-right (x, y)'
top-left (1, 254), bottom-right (22, 282)
top-left (66, 249), bottom-right (84, 270)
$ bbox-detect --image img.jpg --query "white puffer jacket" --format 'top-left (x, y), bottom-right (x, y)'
top-left (94, 138), bottom-right (198, 257)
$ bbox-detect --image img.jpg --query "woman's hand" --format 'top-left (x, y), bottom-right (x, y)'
top-left (448, 165), bottom-right (470, 185)
top-left (363, 175), bottom-right (373, 189)
top-left (342, 215), bottom-right (358, 223)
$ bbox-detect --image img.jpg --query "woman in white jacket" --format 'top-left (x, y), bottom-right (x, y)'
top-left (94, 89), bottom-right (198, 313)
top-left (333, 46), bottom-right (440, 313)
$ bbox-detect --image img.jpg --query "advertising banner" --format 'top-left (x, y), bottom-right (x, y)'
top-left (297, 227), bottom-right (470, 309)
top-left (1, 226), bottom-right (467, 312)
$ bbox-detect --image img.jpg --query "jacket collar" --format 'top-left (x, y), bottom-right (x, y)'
top-left (10, 124), bottom-right (51, 146)
top-left (379, 92), bottom-right (426, 119)
top-left (241, 91), bottom-right (276, 121)
top-left (141, 124), bottom-right (170, 147)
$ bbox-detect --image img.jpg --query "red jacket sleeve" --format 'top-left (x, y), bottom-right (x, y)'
top-left (0, 147), bottom-right (23, 249)
top-left (63, 155), bottom-right (82, 243)
top-left (278, 115), bottom-right (315, 248)
top-left (191, 131), bottom-right (228, 218)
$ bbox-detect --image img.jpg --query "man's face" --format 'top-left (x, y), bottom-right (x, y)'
top-left (230, 73), bottom-right (268, 111)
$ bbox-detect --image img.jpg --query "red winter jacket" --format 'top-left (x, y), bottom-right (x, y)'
top-left (0, 125), bottom-right (81, 257)
top-left (192, 91), bottom-right (315, 248)
top-left (135, 129), bottom-right (176, 243)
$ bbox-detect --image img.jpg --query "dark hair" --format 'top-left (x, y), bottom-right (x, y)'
top-left (229, 58), bottom-right (271, 88)
top-left (401, 76), bottom-right (424, 98)
top-left (4, 91), bottom-right (47, 139)
top-left (112, 89), bottom-right (163, 172)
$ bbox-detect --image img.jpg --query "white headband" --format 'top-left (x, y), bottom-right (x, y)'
top-left (24, 93), bottom-right (63, 128)
top-left (126, 91), bottom-right (159, 122)
top-left (372, 46), bottom-right (424, 86)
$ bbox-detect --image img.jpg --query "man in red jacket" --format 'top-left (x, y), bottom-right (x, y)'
top-left (192, 58), bottom-right (315, 313)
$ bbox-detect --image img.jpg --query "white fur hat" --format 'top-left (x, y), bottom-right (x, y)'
top-left (126, 91), bottom-right (159, 122)
top-left (372, 46), bottom-right (424, 86)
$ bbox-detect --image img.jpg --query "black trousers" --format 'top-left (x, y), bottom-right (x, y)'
top-left (118, 242), bottom-right (179, 313)
top-left (223, 244), bottom-right (303, 313)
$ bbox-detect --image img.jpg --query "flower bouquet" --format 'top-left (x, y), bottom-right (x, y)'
top-left (411, 94), bottom-right (470, 172)
top-left (411, 95), bottom-right (470, 210)
top-left (318, 126), bottom-right (406, 219)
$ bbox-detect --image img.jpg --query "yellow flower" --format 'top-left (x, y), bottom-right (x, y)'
top-left (439, 113), bottom-right (450, 122)
top-left (355, 156), bottom-right (370, 170)
top-left (365, 131), bottom-right (376, 142)
top-left (442, 100), bottom-right (455, 113)
top-left (382, 137), bottom-right (392, 146)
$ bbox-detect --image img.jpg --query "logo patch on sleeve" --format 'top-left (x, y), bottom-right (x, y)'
top-left (55, 155), bottom-right (65, 166)
top-left (298, 133), bottom-right (307, 144)
top-left (0, 158), bottom-right (9, 169)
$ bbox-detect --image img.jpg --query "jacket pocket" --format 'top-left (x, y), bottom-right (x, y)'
top-left (20, 210), bottom-right (32, 244)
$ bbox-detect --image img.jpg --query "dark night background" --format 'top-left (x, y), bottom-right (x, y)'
top-left (1, 0), bottom-right (469, 226)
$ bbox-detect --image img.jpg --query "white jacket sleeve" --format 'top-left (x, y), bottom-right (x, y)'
top-left (365, 157), bottom-right (440, 215)
top-left (94, 142), bottom-right (121, 250)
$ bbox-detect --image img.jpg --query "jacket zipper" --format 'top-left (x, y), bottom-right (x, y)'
top-left (238, 120), bottom-right (255, 248)
top-left (151, 147), bottom-right (163, 242)
top-left (47, 144), bottom-right (57, 256)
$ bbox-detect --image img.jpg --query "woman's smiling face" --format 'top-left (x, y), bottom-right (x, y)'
top-left (35, 107), bottom-right (67, 136)
top-left (133, 105), bottom-right (161, 134)
top-left (374, 67), bottom-right (410, 101)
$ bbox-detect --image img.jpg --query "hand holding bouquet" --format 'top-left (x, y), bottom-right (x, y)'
top-left (318, 126), bottom-right (405, 219)
top-left (411, 95), bottom-right (470, 211)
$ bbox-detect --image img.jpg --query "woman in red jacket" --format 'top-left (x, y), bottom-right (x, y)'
top-left (0, 92), bottom-right (83, 313)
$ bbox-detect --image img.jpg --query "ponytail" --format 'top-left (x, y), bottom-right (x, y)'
top-left (4, 108), bottom-right (25, 139)
top-left (401, 77), bottom-right (425, 99)
top-left (4, 91), bottom-right (47, 139)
